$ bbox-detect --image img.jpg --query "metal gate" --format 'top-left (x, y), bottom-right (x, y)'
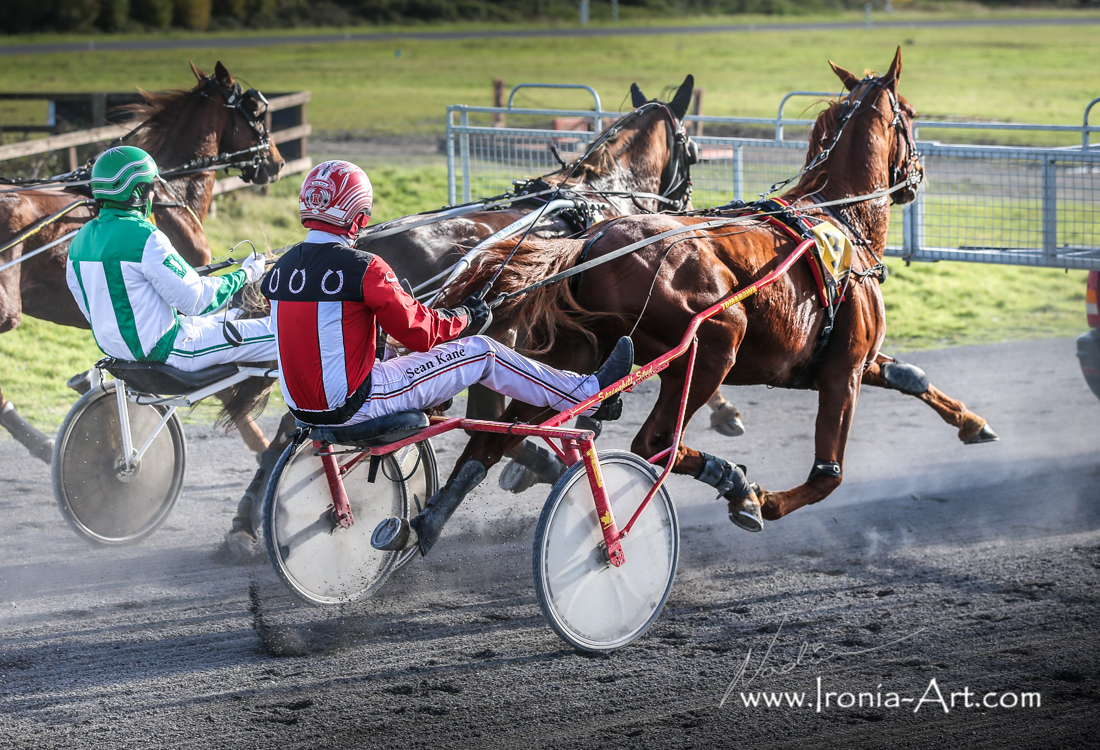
top-left (446, 90), bottom-right (1100, 270)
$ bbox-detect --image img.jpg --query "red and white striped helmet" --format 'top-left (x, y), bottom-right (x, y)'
top-left (298, 160), bottom-right (373, 234)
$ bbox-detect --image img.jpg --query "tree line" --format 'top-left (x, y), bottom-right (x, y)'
top-left (0, 0), bottom-right (1082, 35)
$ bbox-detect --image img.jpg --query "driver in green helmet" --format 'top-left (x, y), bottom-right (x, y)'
top-left (66, 146), bottom-right (277, 370)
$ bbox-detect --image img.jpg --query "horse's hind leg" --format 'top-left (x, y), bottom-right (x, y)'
top-left (706, 390), bottom-right (746, 437)
top-left (863, 352), bottom-right (998, 444)
top-left (224, 411), bottom-right (297, 562)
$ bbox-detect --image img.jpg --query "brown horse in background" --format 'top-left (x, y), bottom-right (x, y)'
top-left (0, 62), bottom-right (284, 461)
top-left (436, 49), bottom-right (994, 533)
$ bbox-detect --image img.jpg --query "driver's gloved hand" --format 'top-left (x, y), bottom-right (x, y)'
top-left (241, 252), bottom-right (267, 283)
top-left (459, 295), bottom-right (492, 335)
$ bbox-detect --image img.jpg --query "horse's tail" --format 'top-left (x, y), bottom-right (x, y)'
top-left (435, 237), bottom-right (621, 356)
top-left (214, 376), bottom-right (277, 433)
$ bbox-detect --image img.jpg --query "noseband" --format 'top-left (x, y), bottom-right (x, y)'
top-left (196, 76), bottom-right (274, 183)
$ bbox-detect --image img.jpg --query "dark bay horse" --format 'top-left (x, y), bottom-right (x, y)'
top-left (0, 62), bottom-right (285, 461)
top-left (436, 49), bottom-right (994, 532)
top-left (358, 75), bottom-right (741, 484)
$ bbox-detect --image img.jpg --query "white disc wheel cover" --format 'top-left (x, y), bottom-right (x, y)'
top-left (266, 441), bottom-right (407, 605)
top-left (534, 450), bottom-right (679, 652)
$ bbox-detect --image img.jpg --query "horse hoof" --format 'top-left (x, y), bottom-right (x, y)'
top-left (371, 516), bottom-right (415, 551)
top-left (710, 404), bottom-right (745, 437)
top-left (498, 460), bottom-right (540, 494)
top-left (962, 424), bottom-right (999, 445)
top-left (223, 529), bottom-right (257, 563)
top-left (728, 496), bottom-right (764, 532)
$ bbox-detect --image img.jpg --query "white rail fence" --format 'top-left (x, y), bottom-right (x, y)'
top-left (446, 91), bottom-right (1100, 270)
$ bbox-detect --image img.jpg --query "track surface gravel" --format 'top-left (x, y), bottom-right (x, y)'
top-left (1, 338), bottom-right (1097, 748)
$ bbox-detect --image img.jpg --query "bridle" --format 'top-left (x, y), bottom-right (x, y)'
top-left (175, 75), bottom-right (274, 184)
top-left (765, 74), bottom-right (922, 203)
top-left (553, 101), bottom-right (697, 213)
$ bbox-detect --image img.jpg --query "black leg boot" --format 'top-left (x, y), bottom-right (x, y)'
top-left (373, 459), bottom-right (487, 556)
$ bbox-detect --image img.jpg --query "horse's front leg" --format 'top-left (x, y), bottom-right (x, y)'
top-left (863, 352), bottom-right (998, 444)
top-left (760, 367), bottom-right (861, 520)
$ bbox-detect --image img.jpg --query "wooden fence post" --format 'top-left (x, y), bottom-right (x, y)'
top-left (493, 78), bottom-right (506, 127)
top-left (692, 88), bottom-right (704, 137)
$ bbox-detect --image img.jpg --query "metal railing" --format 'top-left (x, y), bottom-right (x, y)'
top-left (446, 92), bottom-right (1100, 270)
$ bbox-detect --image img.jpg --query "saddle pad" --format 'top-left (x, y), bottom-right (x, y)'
top-left (807, 221), bottom-right (853, 309)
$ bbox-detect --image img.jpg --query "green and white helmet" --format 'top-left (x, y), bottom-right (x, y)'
top-left (90, 146), bottom-right (158, 208)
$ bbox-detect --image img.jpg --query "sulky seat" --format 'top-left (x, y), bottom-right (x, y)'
top-left (101, 359), bottom-right (272, 395)
top-left (306, 410), bottom-right (429, 448)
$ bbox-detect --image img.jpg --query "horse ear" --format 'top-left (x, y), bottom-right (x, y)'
top-left (884, 46), bottom-right (903, 88)
top-left (214, 61), bottom-right (235, 88)
top-left (668, 74), bottom-right (694, 120)
top-left (828, 60), bottom-right (861, 92)
top-left (189, 61), bottom-right (206, 82)
top-left (630, 83), bottom-right (647, 109)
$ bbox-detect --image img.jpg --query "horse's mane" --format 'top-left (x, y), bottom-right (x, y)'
top-left (791, 98), bottom-right (842, 196)
top-left (791, 84), bottom-right (916, 196)
top-left (557, 108), bottom-right (663, 183)
top-left (115, 86), bottom-right (200, 155)
top-left (436, 238), bottom-right (623, 356)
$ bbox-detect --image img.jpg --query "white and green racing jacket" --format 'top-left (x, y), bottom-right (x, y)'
top-left (66, 207), bottom-right (247, 362)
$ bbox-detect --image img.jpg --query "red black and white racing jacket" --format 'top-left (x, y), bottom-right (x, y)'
top-left (262, 230), bottom-right (470, 425)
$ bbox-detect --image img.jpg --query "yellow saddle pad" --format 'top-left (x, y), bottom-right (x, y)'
top-left (808, 221), bottom-right (853, 308)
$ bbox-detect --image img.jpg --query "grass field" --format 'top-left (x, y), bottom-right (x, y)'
top-left (1, 11), bottom-right (1099, 143)
top-left (0, 12), bottom-right (1094, 428)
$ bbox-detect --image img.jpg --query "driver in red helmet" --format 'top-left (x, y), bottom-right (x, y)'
top-left (260, 160), bottom-right (632, 556)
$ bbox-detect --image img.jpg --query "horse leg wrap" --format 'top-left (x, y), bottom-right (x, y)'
top-left (232, 444), bottom-right (283, 534)
top-left (880, 358), bottom-right (929, 395)
top-left (808, 459), bottom-right (842, 481)
top-left (410, 459), bottom-right (487, 556)
top-left (505, 440), bottom-right (567, 485)
top-left (0, 401), bottom-right (54, 464)
top-left (693, 452), bottom-right (752, 500)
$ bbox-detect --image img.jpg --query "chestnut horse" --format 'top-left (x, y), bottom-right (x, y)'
top-left (0, 62), bottom-right (284, 461)
top-left (436, 49), bottom-right (994, 533)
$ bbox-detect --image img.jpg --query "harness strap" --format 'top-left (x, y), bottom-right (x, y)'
top-left (0, 199), bottom-right (93, 256)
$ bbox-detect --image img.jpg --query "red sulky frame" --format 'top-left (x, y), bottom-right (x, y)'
top-left (316, 238), bottom-right (815, 568)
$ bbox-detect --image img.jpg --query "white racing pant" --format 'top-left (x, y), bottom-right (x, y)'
top-left (342, 335), bottom-right (598, 426)
top-left (164, 313), bottom-right (278, 372)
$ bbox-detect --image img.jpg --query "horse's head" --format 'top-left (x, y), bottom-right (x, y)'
top-left (803, 48), bottom-right (923, 205)
top-left (627, 74), bottom-right (698, 210)
top-left (562, 75), bottom-right (697, 212)
top-left (188, 61), bottom-right (286, 184)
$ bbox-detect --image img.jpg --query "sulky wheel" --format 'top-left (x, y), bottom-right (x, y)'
top-left (533, 450), bottom-right (679, 652)
top-left (263, 440), bottom-right (411, 605)
top-left (52, 381), bottom-right (186, 546)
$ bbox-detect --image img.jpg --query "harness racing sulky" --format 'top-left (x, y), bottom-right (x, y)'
top-left (0, 61), bottom-right (285, 469)
top-left (254, 49), bottom-right (996, 653)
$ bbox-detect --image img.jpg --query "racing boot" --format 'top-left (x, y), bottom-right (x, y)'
top-left (590, 336), bottom-right (633, 421)
top-left (372, 459), bottom-right (487, 556)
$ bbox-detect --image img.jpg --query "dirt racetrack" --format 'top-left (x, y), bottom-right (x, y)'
top-left (1, 337), bottom-right (1098, 749)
